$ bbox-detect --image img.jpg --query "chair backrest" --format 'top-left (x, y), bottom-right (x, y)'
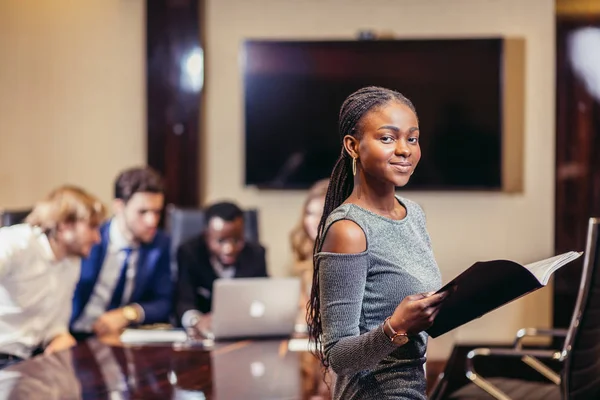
top-left (165, 204), bottom-right (260, 272)
top-left (562, 217), bottom-right (600, 400)
top-left (0, 208), bottom-right (32, 227)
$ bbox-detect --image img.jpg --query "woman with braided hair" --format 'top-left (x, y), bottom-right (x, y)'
top-left (307, 86), bottom-right (446, 399)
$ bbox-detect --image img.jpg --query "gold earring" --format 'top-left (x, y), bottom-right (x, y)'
top-left (352, 157), bottom-right (357, 176)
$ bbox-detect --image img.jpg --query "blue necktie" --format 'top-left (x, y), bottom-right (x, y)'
top-left (108, 248), bottom-right (133, 310)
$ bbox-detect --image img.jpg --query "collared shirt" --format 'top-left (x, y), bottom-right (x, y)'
top-left (0, 224), bottom-right (80, 359)
top-left (210, 257), bottom-right (236, 279)
top-left (72, 220), bottom-right (140, 333)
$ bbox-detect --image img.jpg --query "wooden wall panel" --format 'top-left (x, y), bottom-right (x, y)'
top-left (554, 17), bottom-right (600, 328)
top-left (146, 0), bottom-right (203, 207)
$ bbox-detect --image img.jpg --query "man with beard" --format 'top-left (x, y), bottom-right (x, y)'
top-left (0, 186), bottom-right (106, 368)
top-left (70, 167), bottom-right (172, 339)
top-left (175, 201), bottom-right (268, 331)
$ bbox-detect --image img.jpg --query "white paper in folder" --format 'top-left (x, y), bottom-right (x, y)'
top-left (120, 328), bottom-right (188, 344)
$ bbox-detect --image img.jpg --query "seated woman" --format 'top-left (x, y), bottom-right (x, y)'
top-left (290, 179), bottom-right (332, 399)
top-left (290, 178), bottom-right (329, 326)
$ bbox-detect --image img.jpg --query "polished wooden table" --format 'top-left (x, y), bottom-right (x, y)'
top-left (2, 335), bottom-right (328, 399)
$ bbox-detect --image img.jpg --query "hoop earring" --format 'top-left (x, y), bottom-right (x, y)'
top-left (352, 157), bottom-right (357, 176)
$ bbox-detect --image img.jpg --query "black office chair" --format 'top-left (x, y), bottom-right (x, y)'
top-left (430, 217), bottom-right (600, 400)
top-left (0, 208), bottom-right (32, 227)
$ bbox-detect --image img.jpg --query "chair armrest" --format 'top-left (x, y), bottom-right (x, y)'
top-left (513, 328), bottom-right (568, 349)
top-left (469, 348), bottom-right (562, 359)
top-left (511, 328), bottom-right (567, 385)
top-left (465, 347), bottom-right (562, 400)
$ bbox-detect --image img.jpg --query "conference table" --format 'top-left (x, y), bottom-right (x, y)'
top-left (1, 334), bottom-right (329, 399)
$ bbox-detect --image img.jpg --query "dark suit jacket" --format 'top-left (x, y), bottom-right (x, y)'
top-left (70, 221), bottom-right (173, 330)
top-left (175, 235), bottom-right (268, 320)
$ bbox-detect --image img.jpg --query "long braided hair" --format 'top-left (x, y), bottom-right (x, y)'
top-left (306, 86), bottom-right (417, 368)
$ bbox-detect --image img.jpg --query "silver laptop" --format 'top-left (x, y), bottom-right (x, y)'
top-left (211, 277), bottom-right (301, 340)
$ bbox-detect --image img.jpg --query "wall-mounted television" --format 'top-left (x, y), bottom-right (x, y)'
top-left (243, 38), bottom-right (523, 191)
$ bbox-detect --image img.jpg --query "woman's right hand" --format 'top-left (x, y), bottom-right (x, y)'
top-left (388, 291), bottom-right (447, 335)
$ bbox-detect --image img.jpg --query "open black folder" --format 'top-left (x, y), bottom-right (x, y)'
top-left (426, 251), bottom-right (583, 338)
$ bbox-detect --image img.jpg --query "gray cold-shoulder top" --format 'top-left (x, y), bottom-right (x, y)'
top-left (316, 196), bottom-right (442, 400)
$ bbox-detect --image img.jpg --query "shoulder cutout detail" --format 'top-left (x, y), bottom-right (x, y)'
top-left (321, 219), bottom-right (367, 254)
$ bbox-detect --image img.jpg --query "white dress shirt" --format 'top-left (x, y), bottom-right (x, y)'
top-left (72, 220), bottom-right (140, 333)
top-left (210, 257), bottom-right (236, 279)
top-left (0, 224), bottom-right (80, 359)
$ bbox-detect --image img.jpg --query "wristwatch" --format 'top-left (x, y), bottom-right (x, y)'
top-left (122, 305), bottom-right (140, 323)
top-left (383, 317), bottom-right (409, 346)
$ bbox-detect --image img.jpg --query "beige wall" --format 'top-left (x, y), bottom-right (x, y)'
top-left (205, 0), bottom-right (555, 358)
top-left (0, 0), bottom-right (145, 208)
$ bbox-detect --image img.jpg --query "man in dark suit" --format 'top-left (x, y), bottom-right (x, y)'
top-left (70, 167), bottom-right (172, 339)
top-left (175, 201), bottom-right (267, 328)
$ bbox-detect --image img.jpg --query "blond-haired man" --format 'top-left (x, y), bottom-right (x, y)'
top-left (0, 186), bottom-right (106, 368)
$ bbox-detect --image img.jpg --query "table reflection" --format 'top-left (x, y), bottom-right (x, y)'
top-left (2, 350), bottom-right (81, 400)
top-left (3, 337), bottom-right (327, 399)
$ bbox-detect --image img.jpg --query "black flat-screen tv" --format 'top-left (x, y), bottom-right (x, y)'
top-left (243, 38), bottom-right (504, 190)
